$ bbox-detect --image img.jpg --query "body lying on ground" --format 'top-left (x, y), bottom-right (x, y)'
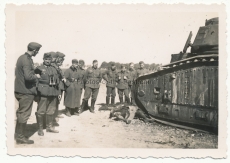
top-left (109, 103), bottom-right (154, 124)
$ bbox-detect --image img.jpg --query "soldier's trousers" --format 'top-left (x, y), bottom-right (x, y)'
top-left (118, 88), bottom-right (129, 99)
top-left (37, 96), bottom-right (57, 115)
top-left (128, 85), bottom-right (136, 105)
top-left (106, 86), bottom-right (116, 98)
top-left (15, 93), bottom-right (35, 123)
top-left (83, 87), bottom-right (99, 101)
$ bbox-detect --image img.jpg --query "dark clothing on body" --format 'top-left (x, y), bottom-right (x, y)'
top-left (15, 53), bottom-right (38, 95)
top-left (64, 66), bottom-right (85, 108)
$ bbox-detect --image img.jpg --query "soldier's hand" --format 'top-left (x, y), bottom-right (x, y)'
top-left (124, 76), bottom-right (127, 80)
top-left (118, 76), bottom-right (121, 80)
top-left (62, 78), bottom-right (67, 83)
top-left (58, 95), bottom-right (62, 101)
top-left (35, 74), bottom-right (41, 78)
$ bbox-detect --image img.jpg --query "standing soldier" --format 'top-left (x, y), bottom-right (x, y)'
top-left (127, 62), bottom-right (137, 104)
top-left (15, 42), bottom-right (42, 144)
top-left (35, 53), bottom-right (59, 136)
top-left (64, 59), bottom-right (84, 116)
top-left (116, 65), bottom-right (130, 104)
top-left (136, 61), bottom-right (149, 77)
top-left (102, 62), bottom-right (117, 106)
top-left (80, 60), bottom-right (102, 113)
top-left (50, 52), bottom-right (66, 125)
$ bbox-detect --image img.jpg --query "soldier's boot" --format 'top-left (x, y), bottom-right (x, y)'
top-left (106, 96), bottom-right (110, 106)
top-left (46, 115), bottom-right (59, 133)
top-left (125, 119), bottom-right (132, 124)
top-left (130, 97), bottom-right (133, 105)
top-left (119, 97), bottom-right (123, 104)
top-left (16, 123), bottom-right (34, 144)
top-left (14, 121), bottom-right (19, 140)
top-left (111, 97), bottom-right (115, 106)
top-left (37, 114), bottom-right (44, 136)
top-left (79, 99), bottom-right (87, 114)
top-left (73, 107), bottom-right (79, 116)
top-left (86, 100), bottom-right (90, 110)
top-left (53, 115), bottom-right (59, 126)
top-left (90, 100), bottom-right (96, 113)
top-left (65, 107), bottom-right (71, 117)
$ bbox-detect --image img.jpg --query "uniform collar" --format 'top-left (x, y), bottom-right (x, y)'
top-left (70, 65), bottom-right (77, 71)
top-left (25, 52), bottom-right (32, 58)
top-left (43, 63), bottom-right (51, 67)
top-left (92, 66), bottom-right (98, 70)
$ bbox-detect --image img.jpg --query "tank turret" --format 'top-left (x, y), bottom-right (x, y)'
top-left (170, 17), bottom-right (218, 63)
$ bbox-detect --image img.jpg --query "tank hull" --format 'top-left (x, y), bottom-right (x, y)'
top-left (133, 55), bottom-right (218, 132)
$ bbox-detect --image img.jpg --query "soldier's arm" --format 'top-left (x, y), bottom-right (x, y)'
top-left (99, 70), bottom-right (103, 82)
top-left (115, 73), bottom-right (120, 82)
top-left (23, 59), bottom-right (38, 81)
top-left (64, 69), bottom-right (71, 87)
top-left (102, 70), bottom-right (108, 82)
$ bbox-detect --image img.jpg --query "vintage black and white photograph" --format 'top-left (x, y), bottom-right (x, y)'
top-left (5, 3), bottom-right (227, 158)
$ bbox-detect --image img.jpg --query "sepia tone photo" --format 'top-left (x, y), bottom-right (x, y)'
top-left (5, 3), bottom-right (227, 158)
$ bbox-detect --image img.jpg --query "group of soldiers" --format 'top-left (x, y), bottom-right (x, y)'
top-left (14, 42), bottom-right (150, 145)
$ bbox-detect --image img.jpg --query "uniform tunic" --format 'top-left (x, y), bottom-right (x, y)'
top-left (35, 64), bottom-right (59, 115)
top-left (15, 53), bottom-right (38, 123)
top-left (51, 63), bottom-right (65, 94)
top-left (64, 66), bottom-right (85, 108)
top-left (102, 69), bottom-right (117, 98)
top-left (136, 68), bottom-right (149, 77)
top-left (116, 71), bottom-right (130, 98)
top-left (83, 67), bottom-right (102, 101)
top-left (15, 53), bottom-right (38, 95)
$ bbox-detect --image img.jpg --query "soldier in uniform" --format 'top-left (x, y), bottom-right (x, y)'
top-left (116, 65), bottom-right (130, 104)
top-left (35, 53), bottom-right (59, 136)
top-left (50, 52), bottom-right (66, 125)
top-left (102, 62), bottom-right (117, 106)
top-left (80, 60), bottom-right (102, 113)
top-left (136, 61), bottom-right (149, 77)
top-left (15, 42), bottom-right (42, 144)
top-left (127, 62), bottom-right (137, 104)
top-left (64, 59), bottom-right (84, 116)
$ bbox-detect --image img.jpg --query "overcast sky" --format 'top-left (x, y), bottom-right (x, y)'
top-left (14, 5), bottom-right (218, 66)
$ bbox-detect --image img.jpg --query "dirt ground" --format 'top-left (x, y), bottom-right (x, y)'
top-left (15, 84), bottom-right (218, 148)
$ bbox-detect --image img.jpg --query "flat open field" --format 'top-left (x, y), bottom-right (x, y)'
top-left (14, 83), bottom-right (218, 148)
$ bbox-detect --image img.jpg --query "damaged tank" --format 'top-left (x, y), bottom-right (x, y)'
top-left (133, 17), bottom-right (218, 132)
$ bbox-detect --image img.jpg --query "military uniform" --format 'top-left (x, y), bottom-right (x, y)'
top-left (116, 70), bottom-right (130, 104)
top-left (50, 52), bottom-right (65, 121)
top-left (127, 68), bottom-right (137, 104)
top-left (102, 68), bottom-right (117, 105)
top-left (81, 66), bottom-right (102, 113)
top-left (14, 42), bottom-right (42, 144)
top-left (64, 66), bottom-right (85, 114)
top-left (35, 53), bottom-right (60, 136)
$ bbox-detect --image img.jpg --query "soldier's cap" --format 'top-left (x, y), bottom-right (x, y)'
top-left (93, 60), bottom-right (98, 63)
top-left (72, 59), bottom-right (78, 63)
top-left (43, 53), bottom-right (52, 60)
top-left (139, 61), bottom-right (144, 64)
top-left (110, 62), bottom-right (115, 66)
top-left (79, 60), bottom-right (85, 65)
top-left (49, 52), bottom-right (58, 58)
top-left (129, 62), bottom-right (134, 65)
top-left (28, 42), bottom-right (42, 51)
top-left (56, 51), bottom-right (65, 58)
